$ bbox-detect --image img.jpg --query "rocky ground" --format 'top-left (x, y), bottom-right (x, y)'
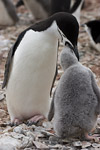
top-left (0, 0), bottom-right (100, 149)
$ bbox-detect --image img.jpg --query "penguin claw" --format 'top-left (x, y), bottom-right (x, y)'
top-left (26, 120), bottom-right (36, 126)
top-left (26, 115), bottom-right (45, 126)
top-left (83, 133), bottom-right (100, 141)
top-left (11, 119), bottom-right (22, 126)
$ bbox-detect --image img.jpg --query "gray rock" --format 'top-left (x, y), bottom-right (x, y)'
top-left (0, 109), bottom-right (6, 117)
top-left (0, 94), bottom-right (4, 101)
top-left (0, 144), bottom-right (16, 150)
top-left (13, 126), bottom-right (24, 134)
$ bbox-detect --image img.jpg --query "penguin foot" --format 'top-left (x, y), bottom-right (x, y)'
top-left (27, 114), bottom-right (45, 126)
top-left (11, 118), bottom-right (22, 126)
top-left (84, 133), bottom-right (100, 141)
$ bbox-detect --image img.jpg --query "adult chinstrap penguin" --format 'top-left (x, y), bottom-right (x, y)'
top-left (48, 42), bottom-right (100, 140)
top-left (50, 0), bottom-right (84, 24)
top-left (3, 12), bottom-right (79, 126)
top-left (83, 20), bottom-right (100, 52)
top-left (16, 0), bottom-right (84, 23)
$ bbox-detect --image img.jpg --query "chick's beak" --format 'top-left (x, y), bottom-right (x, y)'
top-left (74, 45), bottom-right (79, 61)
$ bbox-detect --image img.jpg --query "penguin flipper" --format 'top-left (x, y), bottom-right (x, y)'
top-left (2, 31), bottom-right (26, 89)
top-left (95, 35), bottom-right (100, 44)
top-left (90, 71), bottom-right (100, 115)
top-left (50, 65), bottom-right (58, 96)
top-left (48, 90), bottom-right (56, 121)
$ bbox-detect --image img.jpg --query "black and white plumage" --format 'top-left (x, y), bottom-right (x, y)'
top-left (2, 12), bottom-right (79, 125)
top-left (50, 0), bottom-right (84, 24)
top-left (84, 20), bottom-right (100, 52)
top-left (16, 0), bottom-right (84, 23)
top-left (0, 0), bottom-right (18, 26)
top-left (48, 42), bottom-right (100, 140)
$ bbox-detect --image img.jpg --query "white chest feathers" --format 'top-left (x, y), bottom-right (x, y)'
top-left (6, 29), bottom-right (58, 121)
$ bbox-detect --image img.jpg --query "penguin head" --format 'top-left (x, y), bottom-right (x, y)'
top-left (83, 20), bottom-right (100, 44)
top-left (30, 12), bottom-right (79, 59)
top-left (57, 26), bottom-right (79, 61)
top-left (60, 41), bottom-right (78, 71)
top-left (54, 12), bottom-right (79, 60)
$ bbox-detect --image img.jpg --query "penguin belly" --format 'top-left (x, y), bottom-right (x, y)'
top-left (6, 29), bottom-right (58, 122)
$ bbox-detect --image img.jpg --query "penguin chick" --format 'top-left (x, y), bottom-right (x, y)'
top-left (83, 20), bottom-right (100, 52)
top-left (48, 42), bottom-right (100, 140)
top-left (2, 12), bottom-right (79, 126)
top-left (0, 0), bottom-right (18, 26)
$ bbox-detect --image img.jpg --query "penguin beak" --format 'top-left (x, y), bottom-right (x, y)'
top-left (57, 28), bottom-right (79, 60)
top-left (57, 28), bottom-right (67, 42)
top-left (65, 41), bottom-right (79, 61)
top-left (74, 45), bottom-right (79, 61)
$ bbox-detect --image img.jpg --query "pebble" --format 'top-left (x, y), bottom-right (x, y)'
top-left (0, 94), bottom-right (4, 101)
top-left (0, 144), bottom-right (16, 150)
top-left (0, 39), bottom-right (10, 50)
top-left (82, 141), bottom-right (91, 148)
top-left (81, 148), bottom-right (88, 150)
top-left (26, 131), bottom-right (35, 140)
top-left (0, 136), bottom-right (20, 147)
top-left (73, 141), bottom-right (82, 147)
top-left (19, 137), bottom-right (33, 149)
top-left (11, 132), bottom-right (25, 139)
top-left (41, 130), bottom-right (54, 137)
top-left (92, 143), bottom-right (100, 148)
top-left (42, 121), bottom-right (53, 130)
top-left (33, 141), bottom-right (49, 149)
top-left (3, 126), bottom-right (13, 133)
top-left (24, 148), bottom-right (34, 150)
top-left (0, 109), bottom-right (6, 117)
top-left (49, 135), bottom-right (61, 145)
top-left (13, 126), bottom-right (24, 134)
